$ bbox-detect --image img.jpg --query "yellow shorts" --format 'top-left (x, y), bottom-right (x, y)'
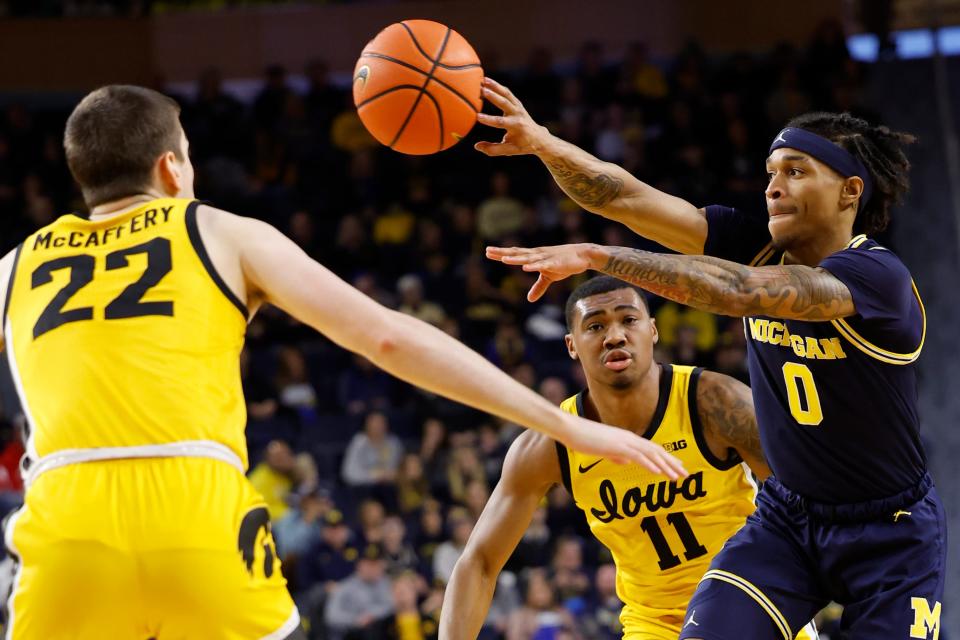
top-left (4, 457), bottom-right (300, 640)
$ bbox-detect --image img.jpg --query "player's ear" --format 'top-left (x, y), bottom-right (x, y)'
top-left (650, 318), bottom-right (658, 344)
top-left (840, 176), bottom-right (864, 211)
top-left (156, 150), bottom-right (182, 196)
top-left (565, 334), bottom-right (578, 360)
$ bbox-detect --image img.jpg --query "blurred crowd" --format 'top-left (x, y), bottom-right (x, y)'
top-left (0, 21), bottom-right (876, 639)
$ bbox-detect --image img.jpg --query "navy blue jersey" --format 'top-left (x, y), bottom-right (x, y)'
top-left (704, 205), bottom-right (927, 504)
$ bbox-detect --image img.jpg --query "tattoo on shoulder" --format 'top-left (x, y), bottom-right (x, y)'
top-left (546, 157), bottom-right (623, 208)
top-left (697, 374), bottom-right (765, 464)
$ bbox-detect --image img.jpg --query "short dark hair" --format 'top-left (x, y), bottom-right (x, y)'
top-left (565, 276), bottom-right (649, 330)
top-left (786, 112), bottom-right (915, 236)
top-left (64, 85), bottom-right (183, 208)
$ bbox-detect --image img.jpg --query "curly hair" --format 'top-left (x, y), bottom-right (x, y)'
top-left (786, 112), bottom-right (916, 235)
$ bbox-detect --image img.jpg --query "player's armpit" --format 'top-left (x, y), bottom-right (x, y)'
top-left (0, 247), bottom-right (18, 351)
top-left (696, 371), bottom-right (770, 480)
top-left (439, 431), bottom-right (560, 640)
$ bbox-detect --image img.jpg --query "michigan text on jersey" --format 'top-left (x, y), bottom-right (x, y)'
top-left (748, 318), bottom-right (847, 360)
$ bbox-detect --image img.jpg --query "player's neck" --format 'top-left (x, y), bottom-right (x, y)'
top-left (584, 363), bottom-right (662, 435)
top-left (782, 226), bottom-right (855, 266)
top-left (88, 191), bottom-right (164, 222)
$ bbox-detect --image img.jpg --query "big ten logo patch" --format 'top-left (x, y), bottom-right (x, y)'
top-left (663, 440), bottom-right (687, 453)
top-left (238, 507), bottom-right (278, 579)
top-left (910, 597), bottom-right (941, 639)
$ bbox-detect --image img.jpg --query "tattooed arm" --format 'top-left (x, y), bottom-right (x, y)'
top-left (537, 137), bottom-right (708, 254)
top-left (696, 371), bottom-right (769, 480)
top-left (475, 77), bottom-right (707, 254)
top-left (486, 243), bottom-right (856, 320)
top-left (594, 246), bottom-right (855, 321)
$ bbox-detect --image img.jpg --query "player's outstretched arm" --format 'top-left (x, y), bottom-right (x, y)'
top-left (696, 371), bottom-right (770, 480)
top-left (476, 77), bottom-right (707, 254)
top-left (215, 211), bottom-right (686, 477)
top-left (487, 243), bottom-right (856, 321)
top-left (439, 430), bottom-right (560, 640)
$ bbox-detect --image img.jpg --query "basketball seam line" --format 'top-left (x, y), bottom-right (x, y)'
top-left (355, 84), bottom-right (424, 110)
top-left (389, 26), bottom-right (451, 151)
top-left (399, 21), bottom-right (480, 70)
top-left (360, 52), bottom-right (479, 112)
top-left (355, 86), bottom-right (443, 145)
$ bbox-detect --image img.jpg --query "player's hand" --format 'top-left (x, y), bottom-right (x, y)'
top-left (563, 414), bottom-right (688, 480)
top-left (475, 77), bottom-right (550, 156)
top-left (486, 243), bottom-right (604, 301)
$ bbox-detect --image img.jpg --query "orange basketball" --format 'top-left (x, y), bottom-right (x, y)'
top-left (353, 20), bottom-right (483, 155)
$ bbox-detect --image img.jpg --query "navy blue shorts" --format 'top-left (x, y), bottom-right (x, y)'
top-left (678, 473), bottom-right (946, 640)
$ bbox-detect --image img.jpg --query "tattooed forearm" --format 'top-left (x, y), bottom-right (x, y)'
top-left (596, 247), bottom-right (855, 321)
top-left (545, 157), bottom-right (624, 208)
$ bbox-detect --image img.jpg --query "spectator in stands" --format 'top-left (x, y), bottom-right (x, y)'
top-left (357, 498), bottom-right (387, 545)
top-left (462, 479), bottom-right (490, 522)
top-left (0, 417), bottom-right (23, 518)
top-left (446, 445), bottom-right (487, 505)
top-left (505, 568), bottom-right (579, 640)
top-left (247, 439), bottom-right (297, 520)
top-left (275, 345), bottom-right (318, 412)
top-left (433, 508), bottom-right (475, 585)
top-left (510, 502), bottom-right (552, 570)
top-left (324, 543), bottom-right (394, 639)
top-left (341, 411), bottom-right (404, 490)
top-left (338, 353), bottom-right (395, 416)
top-left (273, 487), bottom-right (328, 562)
top-left (579, 563), bottom-right (623, 639)
top-left (397, 273), bottom-right (446, 327)
top-left (551, 536), bottom-right (592, 605)
top-left (253, 64), bottom-right (291, 132)
top-left (476, 171), bottom-right (526, 242)
top-left (419, 418), bottom-right (450, 494)
top-left (299, 508), bottom-right (360, 597)
top-left (395, 453), bottom-right (430, 516)
top-left (381, 515), bottom-right (419, 577)
top-left (415, 499), bottom-right (446, 580)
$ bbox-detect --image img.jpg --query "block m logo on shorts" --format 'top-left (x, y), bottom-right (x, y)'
top-left (910, 597), bottom-right (941, 639)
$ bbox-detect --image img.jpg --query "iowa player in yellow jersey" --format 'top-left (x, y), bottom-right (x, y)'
top-left (439, 277), bottom-right (817, 640)
top-left (0, 86), bottom-right (686, 640)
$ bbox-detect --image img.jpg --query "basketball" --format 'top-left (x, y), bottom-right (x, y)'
top-left (353, 20), bottom-right (483, 155)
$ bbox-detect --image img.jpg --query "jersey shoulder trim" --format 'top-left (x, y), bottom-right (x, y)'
top-left (644, 363), bottom-right (674, 440)
top-left (829, 278), bottom-right (925, 365)
top-left (555, 441), bottom-right (573, 498)
top-left (687, 367), bottom-right (743, 471)
top-left (2, 243), bottom-right (23, 327)
top-left (749, 243), bottom-right (776, 267)
top-left (185, 201), bottom-right (248, 320)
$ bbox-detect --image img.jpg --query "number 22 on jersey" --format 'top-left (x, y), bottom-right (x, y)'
top-left (31, 237), bottom-right (173, 339)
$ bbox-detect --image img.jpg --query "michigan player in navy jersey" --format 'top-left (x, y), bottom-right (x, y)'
top-left (0, 85), bottom-right (686, 640)
top-left (439, 277), bottom-right (819, 640)
top-left (479, 77), bottom-right (945, 639)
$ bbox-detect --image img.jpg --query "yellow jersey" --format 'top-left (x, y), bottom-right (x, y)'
top-left (557, 364), bottom-right (757, 634)
top-left (2, 198), bottom-right (251, 468)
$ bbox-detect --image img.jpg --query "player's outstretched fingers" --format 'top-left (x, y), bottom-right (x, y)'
top-left (659, 450), bottom-right (689, 479)
top-left (481, 86), bottom-right (514, 113)
top-left (486, 246), bottom-right (540, 264)
top-left (483, 77), bottom-right (521, 107)
top-left (527, 274), bottom-right (553, 302)
top-left (475, 141), bottom-right (521, 156)
top-left (476, 113), bottom-right (507, 129)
